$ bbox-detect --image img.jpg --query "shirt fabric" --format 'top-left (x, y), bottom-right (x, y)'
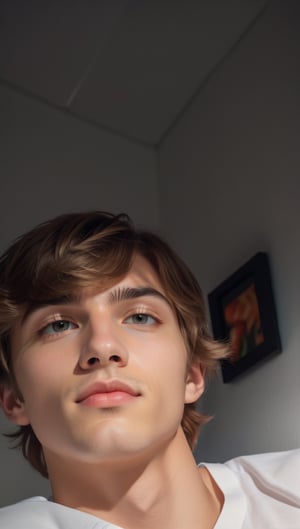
top-left (0, 449), bottom-right (299, 528)
top-left (202, 449), bottom-right (300, 529)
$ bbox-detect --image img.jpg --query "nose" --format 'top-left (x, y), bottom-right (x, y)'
top-left (78, 320), bottom-right (129, 371)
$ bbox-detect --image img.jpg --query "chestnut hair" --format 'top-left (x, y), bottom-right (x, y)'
top-left (0, 211), bottom-right (227, 477)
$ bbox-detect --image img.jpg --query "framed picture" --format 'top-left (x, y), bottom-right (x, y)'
top-left (208, 252), bottom-right (281, 383)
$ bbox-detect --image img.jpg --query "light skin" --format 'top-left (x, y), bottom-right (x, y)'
top-left (1, 255), bottom-right (223, 529)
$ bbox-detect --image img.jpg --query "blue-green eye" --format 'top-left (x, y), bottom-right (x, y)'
top-left (124, 313), bottom-right (157, 325)
top-left (42, 320), bottom-right (77, 335)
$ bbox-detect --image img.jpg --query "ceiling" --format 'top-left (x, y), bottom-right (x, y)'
top-left (0, 0), bottom-right (267, 146)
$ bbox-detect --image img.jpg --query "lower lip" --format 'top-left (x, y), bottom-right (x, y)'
top-left (79, 391), bottom-right (138, 408)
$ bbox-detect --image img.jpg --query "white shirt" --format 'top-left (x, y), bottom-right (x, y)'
top-left (1, 449), bottom-right (299, 528)
top-left (203, 449), bottom-right (300, 528)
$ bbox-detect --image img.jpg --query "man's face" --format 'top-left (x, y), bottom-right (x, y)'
top-left (3, 255), bottom-right (203, 466)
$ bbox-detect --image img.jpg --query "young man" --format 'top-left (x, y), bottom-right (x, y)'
top-left (0, 211), bottom-right (299, 529)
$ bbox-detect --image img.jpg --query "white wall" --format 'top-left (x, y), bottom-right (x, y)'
top-left (0, 83), bottom-right (158, 505)
top-left (159, 0), bottom-right (300, 462)
top-left (0, 83), bottom-right (158, 250)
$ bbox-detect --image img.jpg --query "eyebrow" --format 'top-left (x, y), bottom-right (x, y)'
top-left (109, 286), bottom-right (171, 307)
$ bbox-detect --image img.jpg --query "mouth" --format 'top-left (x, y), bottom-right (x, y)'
top-left (76, 379), bottom-right (141, 408)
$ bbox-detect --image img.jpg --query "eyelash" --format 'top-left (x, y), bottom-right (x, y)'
top-left (123, 311), bottom-right (160, 326)
top-left (38, 318), bottom-right (78, 339)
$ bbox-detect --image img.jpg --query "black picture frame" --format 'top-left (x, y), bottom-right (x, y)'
top-left (208, 252), bottom-right (281, 383)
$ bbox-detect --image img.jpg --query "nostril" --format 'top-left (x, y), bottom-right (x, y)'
top-left (109, 355), bottom-right (121, 362)
top-left (87, 357), bottom-right (100, 366)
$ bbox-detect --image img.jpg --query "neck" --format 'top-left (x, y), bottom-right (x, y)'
top-left (46, 429), bottom-right (223, 529)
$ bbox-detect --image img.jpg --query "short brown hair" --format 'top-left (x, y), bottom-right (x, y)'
top-left (0, 211), bottom-right (227, 477)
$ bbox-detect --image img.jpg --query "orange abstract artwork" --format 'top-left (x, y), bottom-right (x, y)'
top-left (224, 283), bottom-right (264, 363)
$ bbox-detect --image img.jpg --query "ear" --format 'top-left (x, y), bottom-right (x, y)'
top-left (184, 363), bottom-right (205, 404)
top-left (0, 385), bottom-right (30, 426)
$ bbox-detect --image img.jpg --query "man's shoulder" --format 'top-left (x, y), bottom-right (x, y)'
top-left (202, 449), bottom-right (300, 528)
top-left (226, 448), bottom-right (300, 482)
top-left (0, 497), bottom-right (54, 528)
top-left (0, 496), bottom-right (117, 528)
top-left (225, 448), bottom-right (300, 505)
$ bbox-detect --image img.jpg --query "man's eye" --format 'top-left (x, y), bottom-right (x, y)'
top-left (41, 320), bottom-right (77, 335)
top-left (124, 313), bottom-right (157, 325)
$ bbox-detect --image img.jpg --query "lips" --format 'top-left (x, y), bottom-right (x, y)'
top-left (75, 379), bottom-right (141, 405)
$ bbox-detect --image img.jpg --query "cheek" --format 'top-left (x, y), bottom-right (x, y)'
top-left (131, 331), bottom-right (188, 391)
top-left (13, 357), bottom-right (70, 440)
top-left (14, 348), bottom-right (68, 407)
